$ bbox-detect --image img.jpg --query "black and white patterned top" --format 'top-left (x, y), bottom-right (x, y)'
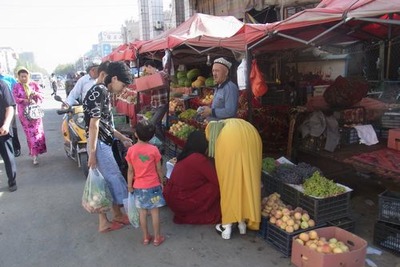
top-left (83, 84), bottom-right (114, 146)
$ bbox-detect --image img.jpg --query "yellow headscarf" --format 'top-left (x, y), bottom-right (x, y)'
top-left (17, 67), bottom-right (32, 99)
top-left (22, 83), bottom-right (32, 99)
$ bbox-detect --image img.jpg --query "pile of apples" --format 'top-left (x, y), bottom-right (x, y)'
top-left (261, 193), bottom-right (316, 233)
top-left (295, 230), bottom-right (350, 254)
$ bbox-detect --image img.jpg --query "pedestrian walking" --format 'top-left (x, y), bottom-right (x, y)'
top-left (13, 68), bottom-right (47, 165)
top-left (0, 63), bottom-right (21, 157)
top-left (50, 73), bottom-right (58, 96)
top-left (0, 80), bottom-right (17, 192)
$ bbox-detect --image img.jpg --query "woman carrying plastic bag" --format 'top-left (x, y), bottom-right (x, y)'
top-left (82, 168), bottom-right (113, 213)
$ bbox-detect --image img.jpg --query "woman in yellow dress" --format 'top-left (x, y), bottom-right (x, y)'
top-left (206, 118), bottom-right (262, 239)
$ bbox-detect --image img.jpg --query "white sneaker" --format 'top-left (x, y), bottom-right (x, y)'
top-left (238, 221), bottom-right (247, 235)
top-left (215, 224), bottom-right (232, 240)
top-left (33, 156), bottom-right (39, 165)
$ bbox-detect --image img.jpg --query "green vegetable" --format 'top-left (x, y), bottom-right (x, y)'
top-left (178, 109), bottom-right (197, 120)
top-left (144, 111), bottom-right (153, 120)
top-left (262, 157), bottom-right (276, 173)
top-left (175, 124), bottom-right (196, 140)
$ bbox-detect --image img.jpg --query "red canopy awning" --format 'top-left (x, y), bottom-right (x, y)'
top-left (139, 13), bottom-right (249, 54)
top-left (102, 40), bottom-right (150, 62)
top-left (249, 0), bottom-right (400, 54)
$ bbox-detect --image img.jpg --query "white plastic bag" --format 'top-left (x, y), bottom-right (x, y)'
top-left (82, 168), bottom-right (112, 213)
top-left (127, 192), bottom-right (139, 228)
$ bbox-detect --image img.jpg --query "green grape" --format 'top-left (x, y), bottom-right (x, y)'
top-left (303, 171), bottom-right (346, 198)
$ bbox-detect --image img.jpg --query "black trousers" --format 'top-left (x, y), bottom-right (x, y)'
top-left (0, 135), bottom-right (17, 187)
top-left (11, 114), bottom-right (21, 151)
top-left (150, 104), bottom-right (168, 142)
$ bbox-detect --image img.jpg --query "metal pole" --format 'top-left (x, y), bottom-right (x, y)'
top-left (386, 14), bottom-right (393, 80)
top-left (245, 46), bottom-right (253, 123)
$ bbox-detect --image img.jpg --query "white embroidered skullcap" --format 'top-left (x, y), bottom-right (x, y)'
top-left (214, 57), bottom-right (232, 70)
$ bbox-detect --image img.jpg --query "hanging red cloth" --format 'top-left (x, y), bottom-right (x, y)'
top-left (250, 59), bottom-right (268, 97)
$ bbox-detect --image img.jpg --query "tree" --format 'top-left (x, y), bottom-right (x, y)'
top-left (54, 63), bottom-right (76, 77)
top-left (14, 59), bottom-right (48, 76)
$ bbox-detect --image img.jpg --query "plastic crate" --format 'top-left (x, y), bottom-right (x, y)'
top-left (327, 217), bottom-right (355, 233)
top-left (164, 139), bottom-right (177, 160)
top-left (262, 171), bottom-right (281, 197)
top-left (280, 183), bottom-right (299, 207)
top-left (262, 173), bottom-right (299, 207)
top-left (381, 112), bottom-right (400, 129)
top-left (257, 216), bottom-right (269, 239)
top-left (298, 192), bottom-right (351, 224)
top-left (378, 190), bottom-right (400, 225)
top-left (373, 221), bottom-right (400, 256)
top-left (265, 222), bottom-right (325, 257)
top-left (339, 127), bottom-right (359, 145)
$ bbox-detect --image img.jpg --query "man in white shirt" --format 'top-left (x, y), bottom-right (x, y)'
top-left (66, 62), bottom-right (100, 106)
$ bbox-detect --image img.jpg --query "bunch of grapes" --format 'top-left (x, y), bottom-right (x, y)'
top-left (303, 172), bottom-right (346, 198)
top-left (273, 163), bottom-right (321, 185)
top-left (274, 164), bottom-right (303, 184)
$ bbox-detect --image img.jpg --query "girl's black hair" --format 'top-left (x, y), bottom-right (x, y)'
top-left (136, 120), bottom-right (156, 142)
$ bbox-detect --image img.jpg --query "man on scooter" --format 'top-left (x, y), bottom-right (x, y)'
top-left (66, 61), bottom-right (100, 106)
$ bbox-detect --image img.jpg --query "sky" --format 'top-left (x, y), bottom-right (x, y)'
top-left (0, 0), bottom-right (171, 72)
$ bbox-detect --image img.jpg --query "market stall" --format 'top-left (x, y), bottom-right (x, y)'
top-left (243, 0), bottom-right (400, 181)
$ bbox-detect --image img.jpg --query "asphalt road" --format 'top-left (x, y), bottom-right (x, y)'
top-left (0, 86), bottom-right (399, 267)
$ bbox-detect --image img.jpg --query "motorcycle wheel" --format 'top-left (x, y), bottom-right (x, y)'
top-left (79, 153), bottom-right (89, 178)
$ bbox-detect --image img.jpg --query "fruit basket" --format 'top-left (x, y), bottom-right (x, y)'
top-left (291, 227), bottom-right (367, 267)
top-left (378, 190), bottom-right (400, 225)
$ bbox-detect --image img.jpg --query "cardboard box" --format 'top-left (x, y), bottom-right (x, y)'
top-left (291, 226), bottom-right (367, 267)
top-left (387, 128), bottom-right (400, 151)
top-left (134, 73), bottom-right (167, 92)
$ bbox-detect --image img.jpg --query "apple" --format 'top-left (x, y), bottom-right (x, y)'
top-left (299, 233), bottom-right (310, 242)
top-left (308, 230), bottom-right (318, 240)
top-left (321, 244), bottom-right (332, 254)
top-left (295, 238), bottom-right (304, 245)
top-left (329, 238), bottom-right (338, 244)
top-left (333, 247), bottom-right (343, 254)
top-left (294, 212), bottom-right (302, 220)
top-left (301, 221), bottom-right (309, 229)
top-left (285, 225), bottom-right (294, 233)
top-left (302, 213), bottom-right (310, 222)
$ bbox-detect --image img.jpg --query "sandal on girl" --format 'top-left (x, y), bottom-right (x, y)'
top-left (153, 236), bottom-right (165, 246)
top-left (142, 235), bottom-right (153, 245)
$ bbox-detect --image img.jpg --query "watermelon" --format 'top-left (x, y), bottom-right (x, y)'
top-left (177, 71), bottom-right (187, 79)
top-left (187, 69), bottom-right (201, 81)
